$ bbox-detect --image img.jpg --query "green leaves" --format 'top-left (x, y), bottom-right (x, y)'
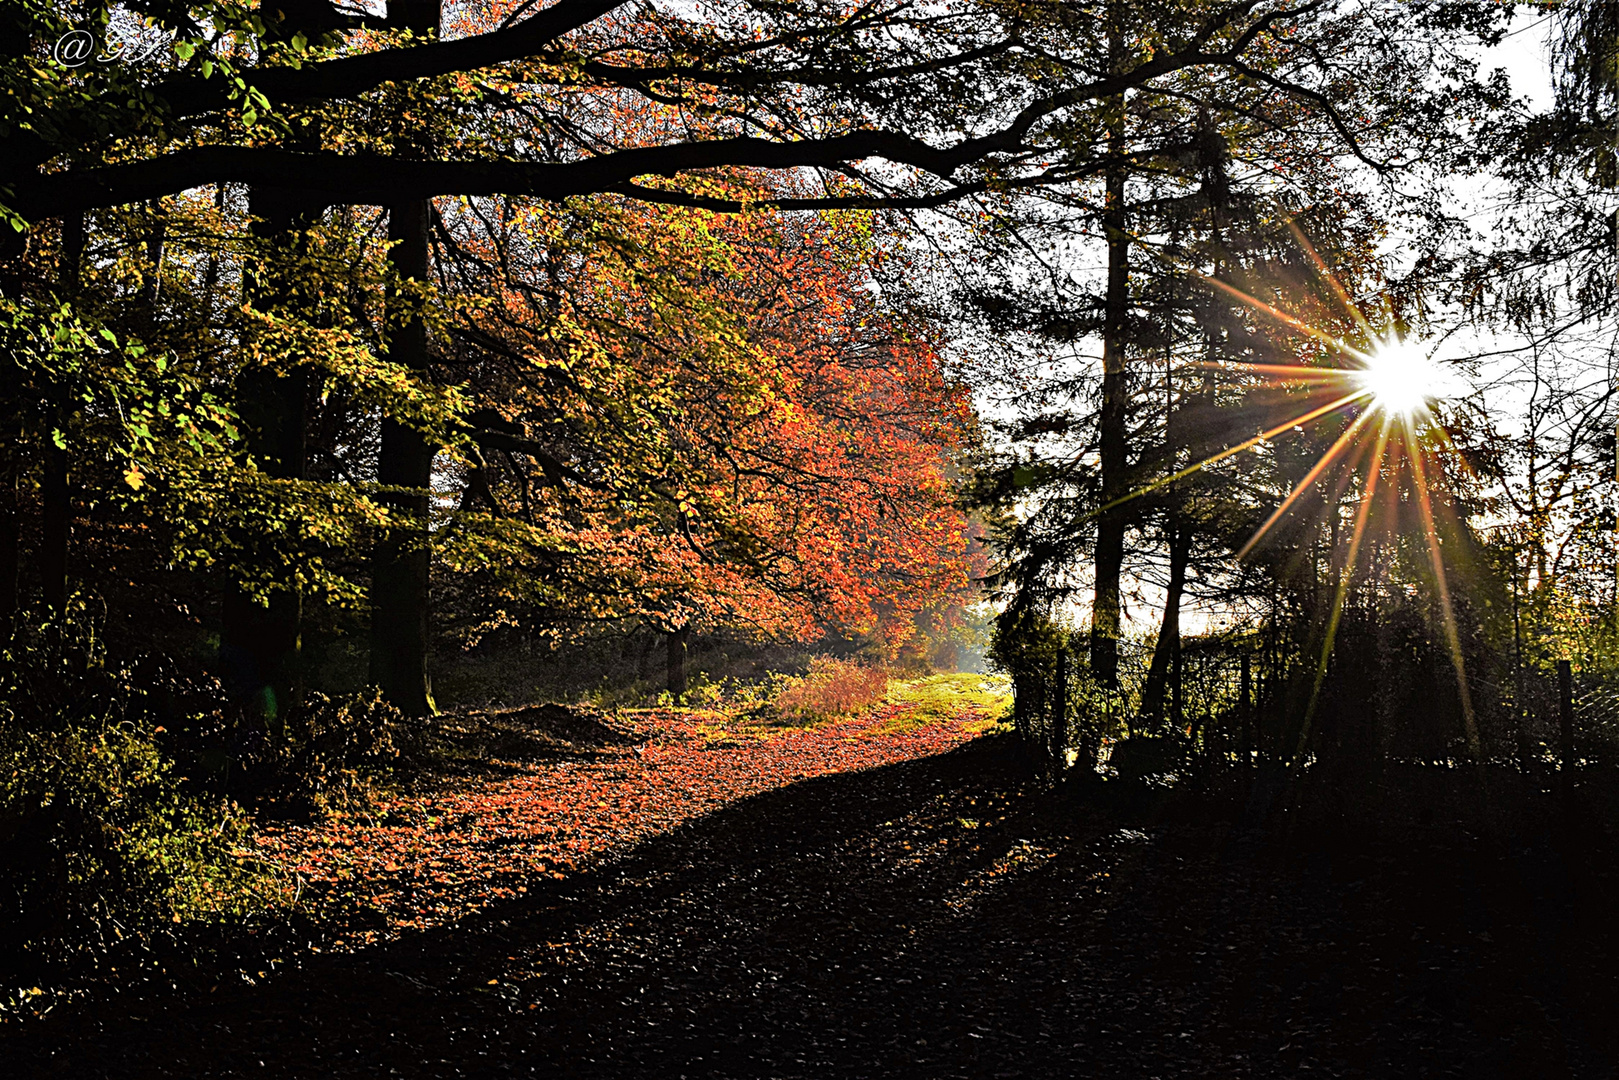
top-left (1, 293), bottom-right (241, 532)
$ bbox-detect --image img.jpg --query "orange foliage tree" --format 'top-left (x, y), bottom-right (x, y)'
top-left (432, 185), bottom-right (982, 668)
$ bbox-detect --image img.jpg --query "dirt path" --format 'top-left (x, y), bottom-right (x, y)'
top-left (246, 699), bottom-right (996, 948)
top-left (10, 735), bottom-right (1619, 1078)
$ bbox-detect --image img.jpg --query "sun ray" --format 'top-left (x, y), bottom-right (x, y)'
top-left (1405, 419), bottom-right (1482, 757)
top-left (1187, 358), bottom-right (1350, 382)
top-left (1290, 415), bottom-right (1394, 766)
top-left (1093, 389), bottom-right (1370, 521)
top-left (1284, 219), bottom-right (1378, 341)
top-left (1236, 406), bottom-right (1378, 561)
top-left (1199, 274), bottom-right (1376, 365)
top-left (1138, 232), bottom-right (1478, 768)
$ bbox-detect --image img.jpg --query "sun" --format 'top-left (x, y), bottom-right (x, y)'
top-left (1354, 340), bottom-right (1441, 418)
top-left (1143, 244), bottom-right (1480, 757)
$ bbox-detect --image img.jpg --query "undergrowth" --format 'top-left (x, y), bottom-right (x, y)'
top-left (0, 604), bottom-right (282, 1016)
top-left (772, 658), bottom-right (892, 725)
top-left (0, 601), bottom-right (414, 1020)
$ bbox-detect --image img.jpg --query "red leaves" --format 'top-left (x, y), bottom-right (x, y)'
top-left (253, 700), bottom-right (991, 946)
top-left (444, 192), bottom-right (981, 657)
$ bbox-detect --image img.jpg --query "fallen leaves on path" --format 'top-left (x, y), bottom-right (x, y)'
top-left (251, 693), bottom-right (1003, 947)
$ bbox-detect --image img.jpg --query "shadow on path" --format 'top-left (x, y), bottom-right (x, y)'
top-left (11, 735), bottom-right (1619, 1079)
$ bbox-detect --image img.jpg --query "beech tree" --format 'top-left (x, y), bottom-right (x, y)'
top-left (430, 187), bottom-right (983, 676)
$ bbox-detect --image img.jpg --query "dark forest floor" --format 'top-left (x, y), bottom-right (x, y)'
top-left (9, 735), bottom-right (1619, 1079)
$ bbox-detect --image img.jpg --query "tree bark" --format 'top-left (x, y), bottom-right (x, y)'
top-left (218, 185), bottom-right (319, 724)
top-left (1090, 46), bottom-right (1131, 688)
top-left (666, 623), bottom-right (690, 697)
top-left (367, 0), bottom-right (442, 718)
top-left (369, 198), bottom-right (438, 717)
top-left (1139, 515), bottom-right (1190, 724)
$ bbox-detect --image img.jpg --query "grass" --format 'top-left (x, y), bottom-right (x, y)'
top-left (882, 673), bottom-right (1012, 735)
top-left (672, 669), bottom-right (1010, 744)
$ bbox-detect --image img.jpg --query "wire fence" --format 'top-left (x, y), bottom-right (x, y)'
top-left (1007, 625), bottom-right (1598, 789)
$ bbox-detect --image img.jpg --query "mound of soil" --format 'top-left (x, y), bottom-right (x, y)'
top-left (418, 703), bottom-right (644, 769)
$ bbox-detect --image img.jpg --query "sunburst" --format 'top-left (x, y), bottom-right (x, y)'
top-left (1110, 238), bottom-right (1479, 763)
top-left (1354, 338), bottom-right (1443, 420)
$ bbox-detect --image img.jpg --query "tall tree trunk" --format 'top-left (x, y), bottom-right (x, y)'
top-left (141, 198), bottom-right (168, 308)
top-left (369, 198), bottom-right (437, 716)
top-left (220, 187), bottom-right (318, 724)
top-left (1139, 514), bottom-right (1190, 723)
top-left (42, 213), bottom-right (84, 617)
top-left (368, 0), bottom-right (441, 717)
top-left (666, 623), bottom-right (690, 697)
top-left (1090, 66), bottom-right (1131, 687)
top-left (218, 3), bottom-right (359, 722)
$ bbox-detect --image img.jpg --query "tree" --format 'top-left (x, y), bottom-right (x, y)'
top-left (369, 0), bottom-right (444, 718)
top-left (5, 1), bottom-right (1411, 228)
top-left (967, 0), bottom-right (1505, 714)
top-left (429, 185), bottom-right (982, 674)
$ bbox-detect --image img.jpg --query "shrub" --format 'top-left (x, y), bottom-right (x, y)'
top-left (0, 720), bottom-right (263, 975)
top-left (773, 657), bottom-right (891, 723)
top-left (249, 688), bottom-right (408, 818)
top-left (0, 605), bottom-right (271, 990)
top-left (1106, 735), bottom-right (1187, 785)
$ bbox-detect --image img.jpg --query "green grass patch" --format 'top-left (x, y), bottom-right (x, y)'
top-left (882, 673), bottom-right (1012, 734)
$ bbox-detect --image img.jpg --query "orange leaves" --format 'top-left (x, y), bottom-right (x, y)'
top-left (443, 186), bottom-right (979, 652)
top-left (254, 700), bottom-right (986, 947)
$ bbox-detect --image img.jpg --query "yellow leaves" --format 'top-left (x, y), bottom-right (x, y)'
top-left (237, 306), bottom-right (471, 442)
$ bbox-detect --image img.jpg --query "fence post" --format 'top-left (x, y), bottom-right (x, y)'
top-left (1240, 654), bottom-right (1252, 779)
top-left (1017, 671), bottom-right (1036, 747)
top-left (1052, 649), bottom-right (1070, 768)
top-left (1012, 672), bottom-right (1026, 744)
top-left (1559, 658), bottom-right (1575, 794)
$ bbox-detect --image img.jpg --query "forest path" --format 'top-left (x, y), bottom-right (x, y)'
top-left (12, 734), bottom-right (1619, 1079)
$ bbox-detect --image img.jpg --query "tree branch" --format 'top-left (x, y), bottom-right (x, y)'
top-left (13, 131), bottom-right (1012, 219)
top-left (159, 0), bottom-right (630, 118)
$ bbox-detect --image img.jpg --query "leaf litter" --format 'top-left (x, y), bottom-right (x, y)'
top-left (251, 695), bottom-right (1002, 947)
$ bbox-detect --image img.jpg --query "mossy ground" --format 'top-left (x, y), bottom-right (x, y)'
top-left (881, 673), bottom-right (1011, 734)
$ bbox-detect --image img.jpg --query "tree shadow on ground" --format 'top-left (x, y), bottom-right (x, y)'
top-left (11, 735), bottom-right (1619, 1079)
top-left (402, 702), bottom-right (649, 782)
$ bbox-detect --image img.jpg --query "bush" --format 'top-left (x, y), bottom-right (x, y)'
top-left (0, 606), bottom-right (271, 990)
top-left (1105, 735), bottom-right (1187, 785)
top-left (773, 657), bottom-right (891, 723)
top-left (0, 720), bottom-right (263, 976)
top-left (250, 688), bottom-right (408, 818)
